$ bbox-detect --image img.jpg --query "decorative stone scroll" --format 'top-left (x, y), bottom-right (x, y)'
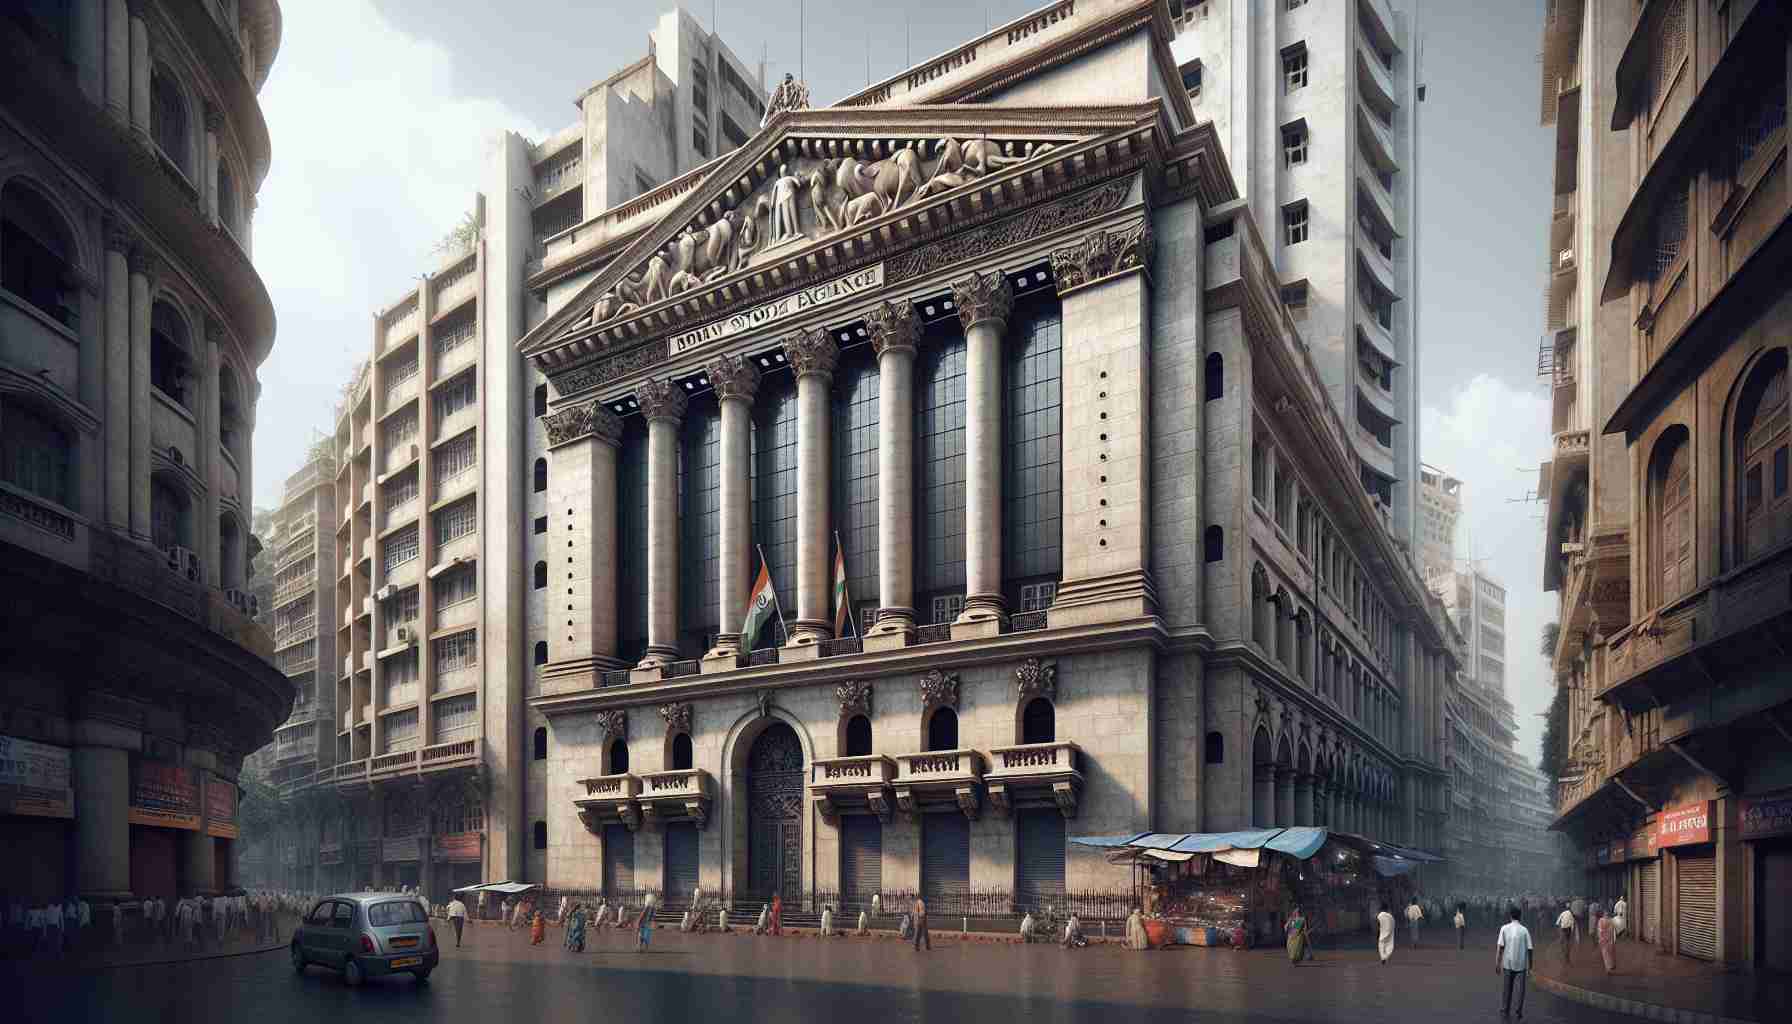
top-left (835, 681), bottom-right (873, 718)
top-left (1014, 658), bottom-right (1057, 701)
top-left (542, 401), bottom-right (623, 448)
top-left (919, 669), bottom-right (960, 711)
top-left (658, 702), bottom-right (692, 735)
top-left (951, 269), bottom-right (1013, 332)
top-left (756, 690), bottom-right (774, 721)
top-left (1051, 219), bottom-right (1154, 295)
top-left (866, 299), bottom-right (921, 358)
top-left (635, 377), bottom-right (688, 424)
top-left (596, 709), bottom-right (627, 741)
top-left (784, 326), bottom-right (839, 379)
top-left (707, 351), bottom-right (760, 402)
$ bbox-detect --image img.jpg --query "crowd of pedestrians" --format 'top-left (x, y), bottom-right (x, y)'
top-left (2, 889), bottom-right (318, 959)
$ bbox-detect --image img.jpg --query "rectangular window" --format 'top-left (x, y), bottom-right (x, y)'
top-left (1282, 121), bottom-right (1309, 167)
top-left (930, 593), bottom-right (966, 625)
top-left (1776, 445), bottom-right (1789, 497)
top-left (1652, 182), bottom-right (1688, 280)
top-left (381, 650), bottom-right (419, 707)
top-left (720, 113), bottom-right (750, 150)
top-left (432, 317), bottom-right (475, 363)
top-left (435, 630), bottom-right (478, 674)
top-left (752, 379), bottom-right (800, 646)
top-left (1019, 582), bottom-right (1057, 613)
top-left (386, 354), bottom-right (419, 389)
top-left (383, 408), bottom-right (418, 449)
top-left (432, 564), bottom-right (477, 609)
top-left (831, 352), bottom-right (881, 628)
top-left (381, 708), bottom-right (419, 753)
top-left (385, 586), bottom-right (419, 626)
top-left (433, 371), bottom-right (477, 421)
top-left (1284, 201), bottom-right (1310, 245)
top-left (1005, 298), bottom-right (1063, 583)
top-left (1252, 439), bottom-right (1268, 504)
top-left (917, 325), bottom-right (968, 596)
top-left (692, 120), bottom-right (710, 158)
top-left (432, 694), bottom-right (478, 742)
top-left (381, 524), bottom-right (419, 573)
top-left (0, 405), bottom-right (72, 506)
top-left (435, 497), bottom-right (477, 545)
top-left (681, 401), bottom-right (721, 654)
top-left (1180, 60), bottom-right (1202, 97)
top-left (1282, 43), bottom-right (1309, 93)
top-left (433, 433), bottom-right (476, 482)
top-left (1286, 0), bottom-right (1308, 8)
top-left (385, 468), bottom-right (419, 509)
top-left (534, 515), bottom-right (547, 535)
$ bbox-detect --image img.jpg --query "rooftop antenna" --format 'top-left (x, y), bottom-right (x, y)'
top-left (906, 14), bottom-right (911, 67)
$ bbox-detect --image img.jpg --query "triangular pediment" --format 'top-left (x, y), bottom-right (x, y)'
top-left (519, 102), bottom-right (1193, 375)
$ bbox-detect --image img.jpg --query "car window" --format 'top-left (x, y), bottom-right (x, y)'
top-left (367, 901), bottom-right (427, 926)
top-left (331, 903), bottom-right (354, 928)
top-left (307, 902), bottom-right (333, 925)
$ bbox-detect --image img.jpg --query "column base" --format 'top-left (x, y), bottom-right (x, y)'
top-left (863, 607), bottom-right (915, 652)
top-left (700, 644), bottom-right (742, 674)
top-left (951, 595), bottom-right (1005, 640)
top-left (1045, 569), bottom-right (1158, 628)
top-left (540, 656), bottom-right (629, 694)
top-left (784, 619), bottom-right (832, 647)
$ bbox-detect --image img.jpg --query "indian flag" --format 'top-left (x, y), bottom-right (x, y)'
top-left (740, 556), bottom-right (779, 648)
top-left (832, 534), bottom-right (853, 638)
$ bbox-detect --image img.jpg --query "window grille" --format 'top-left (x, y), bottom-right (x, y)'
top-left (434, 433), bottom-right (476, 482)
top-left (435, 630), bottom-right (478, 673)
top-left (433, 319), bottom-right (475, 360)
top-left (384, 408), bottom-right (418, 448)
top-left (1283, 44), bottom-right (1309, 93)
top-left (1283, 123), bottom-right (1309, 167)
top-left (382, 650), bottom-right (419, 706)
top-left (434, 372), bottom-right (477, 420)
top-left (1284, 202), bottom-right (1310, 245)
top-left (381, 708), bottom-right (419, 753)
top-left (382, 524), bottom-right (419, 573)
top-left (385, 469), bottom-right (419, 508)
top-left (432, 695), bottom-right (479, 744)
top-left (1652, 184), bottom-right (1688, 280)
top-left (1651, 0), bottom-right (1686, 109)
top-left (435, 498), bottom-right (477, 544)
top-left (433, 564), bottom-right (477, 608)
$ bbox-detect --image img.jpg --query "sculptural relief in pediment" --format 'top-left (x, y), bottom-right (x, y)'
top-left (583, 134), bottom-right (1061, 331)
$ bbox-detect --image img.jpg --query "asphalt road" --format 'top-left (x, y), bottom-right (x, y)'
top-left (10, 924), bottom-right (1640, 1024)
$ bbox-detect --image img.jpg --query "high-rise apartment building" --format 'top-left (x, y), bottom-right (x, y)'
top-left (1170, 0), bottom-right (1424, 542)
top-left (1443, 567), bottom-right (1506, 696)
top-left (1417, 463), bottom-right (1461, 582)
top-left (262, 449), bottom-right (338, 787)
top-left (1538, 0), bottom-right (1790, 971)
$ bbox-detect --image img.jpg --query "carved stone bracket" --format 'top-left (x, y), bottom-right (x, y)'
top-left (955, 785), bottom-right (981, 821)
top-left (784, 326), bottom-right (839, 379)
top-left (1014, 658), bottom-right (1056, 701)
top-left (685, 798), bottom-right (709, 830)
top-left (635, 377), bottom-right (688, 424)
top-left (658, 702), bottom-right (692, 735)
top-left (866, 299), bottom-right (921, 358)
top-left (638, 802), bottom-right (661, 832)
top-left (757, 690), bottom-right (774, 720)
top-left (835, 680), bottom-right (872, 718)
top-left (576, 808), bottom-right (600, 833)
top-left (618, 802), bottom-right (642, 832)
top-left (865, 788), bottom-right (894, 823)
top-left (951, 270), bottom-right (1013, 332)
top-left (707, 351), bottom-right (761, 402)
top-left (987, 782), bottom-right (1012, 819)
top-left (894, 786), bottom-right (918, 821)
top-left (1052, 780), bottom-right (1080, 819)
top-left (1051, 219), bottom-right (1154, 295)
top-left (919, 669), bottom-right (959, 711)
top-left (597, 709), bottom-right (627, 741)
top-left (814, 793), bottom-right (841, 825)
top-left (543, 401), bottom-right (623, 448)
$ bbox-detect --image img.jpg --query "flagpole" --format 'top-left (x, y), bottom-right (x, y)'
top-left (758, 544), bottom-right (790, 643)
top-left (833, 530), bottom-right (850, 639)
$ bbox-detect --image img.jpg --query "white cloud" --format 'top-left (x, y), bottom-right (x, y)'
top-left (1421, 374), bottom-right (1555, 764)
top-left (247, 0), bottom-right (549, 504)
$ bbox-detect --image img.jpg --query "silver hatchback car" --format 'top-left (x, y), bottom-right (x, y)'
top-left (291, 893), bottom-right (440, 986)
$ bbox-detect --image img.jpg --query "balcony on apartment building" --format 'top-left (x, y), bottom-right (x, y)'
top-left (893, 749), bottom-right (987, 818)
top-left (984, 741), bottom-right (1083, 818)
top-left (1356, 231), bottom-right (1398, 297)
top-left (431, 257), bottom-right (478, 322)
top-left (1356, 36), bottom-right (1398, 117)
top-left (1356, 102), bottom-right (1399, 176)
top-left (1358, 167), bottom-right (1398, 241)
top-left (809, 755), bottom-right (899, 820)
top-left (1356, 358), bottom-right (1399, 422)
top-left (1355, 293), bottom-right (1398, 365)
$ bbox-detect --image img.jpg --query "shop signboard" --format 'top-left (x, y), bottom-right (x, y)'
top-left (1739, 793), bottom-right (1792, 841)
top-left (433, 832), bottom-right (482, 862)
top-left (319, 843), bottom-right (344, 866)
top-left (383, 837), bottom-right (422, 862)
top-left (128, 758), bottom-right (201, 830)
top-left (1656, 800), bottom-right (1712, 848)
top-left (0, 735), bottom-right (74, 819)
top-left (204, 774), bottom-right (238, 839)
top-left (1627, 829), bottom-right (1656, 861)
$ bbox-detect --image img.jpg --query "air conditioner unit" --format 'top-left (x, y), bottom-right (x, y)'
top-left (396, 626), bottom-right (413, 644)
top-left (376, 585), bottom-right (394, 601)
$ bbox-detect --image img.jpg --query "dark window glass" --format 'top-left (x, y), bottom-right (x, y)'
top-left (1205, 525), bottom-right (1225, 563)
top-left (1021, 698), bottom-right (1054, 745)
top-left (534, 516), bottom-right (548, 534)
top-left (150, 70), bottom-right (189, 176)
top-left (533, 727), bottom-right (547, 760)
top-left (927, 707), bottom-right (958, 751)
top-left (1776, 446), bottom-right (1788, 496)
top-left (1, 401), bottom-right (72, 507)
top-left (533, 821), bottom-right (547, 850)
top-left (151, 303), bottom-right (190, 407)
top-left (831, 347), bottom-right (880, 629)
top-left (671, 732), bottom-right (693, 770)
top-left (533, 458), bottom-right (547, 493)
top-left (533, 561), bottom-right (547, 589)
top-left (681, 396), bottom-right (721, 656)
top-left (916, 323), bottom-right (967, 595)
top-left (533, 640), bottom-right (548, 665)
top-left (844, 714), bottom-right (872, 756)
top-left (1205, 352), bottom-right (1224, 401)
top-left (616, 419), bottom-right (650, 663)
top-left (534, 384), bottom-right (547, 417)
top-left (751, 374), bottom-right (799, 647)
top-left (1004, 297), bottom-right (1063, 597)
top-left (1, 183), bottom-right (77, 328)
top-left (1205, 731), bottom-right (1225, 764)
top-left (608, 740), bottom-right (629, 775)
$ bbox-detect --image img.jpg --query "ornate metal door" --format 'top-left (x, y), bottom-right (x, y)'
top-left (747, 723), bottom-right (804, 899)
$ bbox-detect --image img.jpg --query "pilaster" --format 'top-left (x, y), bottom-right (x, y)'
top-left (542, 401), bottom-right (627, 688)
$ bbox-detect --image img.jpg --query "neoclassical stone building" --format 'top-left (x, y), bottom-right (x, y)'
top-left (1, 1), bottom-right (290, 904)
top-left (515, 0), bottom-right (1459, 912)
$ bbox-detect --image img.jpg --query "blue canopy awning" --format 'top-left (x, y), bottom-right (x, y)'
top-left (1073, 828), bottom-right (1334, 861)
top-left (1265, 827), bottom-right (1329, 860)
top-left (1169, 828), bottom-right (1288, 854)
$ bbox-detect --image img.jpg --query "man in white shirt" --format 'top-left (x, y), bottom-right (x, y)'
top-left (446, 896), bottom-right (468, 948)
top-left (1455, 903), bottom-right (1468, 950)
top-left (1497, 906), bottom-right (1533, 1019)
top-left (1377, 905), bottom-right (1396, 965)
top-left (1406, 899), bottom-right (1424, 947)
top-left (1612, 896), bottom-right (1628, 938)
top-left (1555, 904), bottom-right (1577, 965)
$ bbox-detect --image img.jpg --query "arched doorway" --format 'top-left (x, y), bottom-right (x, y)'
top-left (747, 722), bottom-right (803, 900)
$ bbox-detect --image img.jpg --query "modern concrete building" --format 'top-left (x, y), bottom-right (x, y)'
top-left (0, 1), bottom-right (291, 904)
top-left (1417, 463), bottom-right (1461, 582)
top-left (261, 449), bottom-right (338, 788)
top-left (1537, 0), bottom-right (1791, 973)
top-left (512, 0), bottom-right (1460, 920)
top-left (1170, 0), bottom-right (1425, 544)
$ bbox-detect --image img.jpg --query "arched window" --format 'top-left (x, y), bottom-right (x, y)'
top-left (0, 400), bottom-right (73, 508)
top-left (843, 714), bottom-right (872, 757)
top-left (670, 732), bottom-right (693, 770)
top-left (150, 302), bottom-right (191, 408)
top-left (217, 162), bottom-right (239, 237)
top-left (926, 707), bottom-right (958, 751)
top-left (1020, 698), bottom-right (1054, 745)
top-left (1204, 524), bottom-right (1224, 563)
top-left (533, 560), bottom-right (547, 589)
top-left (1, 180), bottom-right (77, 328)
top-left (1251, 566), bottom-right (1269, 649)
top-left (533, 726), bottom-right (547, 760)
top-left (1736, 352), bottom-right (1789, 562)
top-left (607, 739), bottom-right (629, 775)
top-left (1651, 429), bottom-right (1694, 604)
top-left (1205, 352), bottom-right (1224, 401)
top-left (149, 67), bottom-right (191, 178)
top-left (218, 512), bottom-right (241, 589)
top-left (1204, 731), bottom-right (1224, 764)
top-left (534, 383), bottom-right (548, 417)
top-left (151, 477), bottom-right (191, 551)
top-left (1273, 588), bottom-right (1292, 664)
top-left (533, 457), bottom-right (547, 493)
top-left (533, 640), bottom-right (548, 666)
top-left (532, 820), bottom-right (547, 850)
top-left (218, 367), bottom-right (243, 454)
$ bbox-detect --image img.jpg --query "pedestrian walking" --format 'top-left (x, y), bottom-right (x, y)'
top-left (1377, 905), bottom-right (1396, 965)
top-left (912, 896), bottom-right (930, 951)
top-left (634, 903), bottom-right (652, 951)
top-left (768, 894), bottom-right (783, 936)
top-left (1571, 896), bottom-right (1586, 944)
top-left (1555, 904), bottom-right (1576, 965)
top-left (1284, 906), bottom-right (1310, 964)
top-left (819, 903), bottom-right (835, 937)
top-left (558, 894), bottom-right (570, 926)
top-left (1061, 913), bottom-right (1086, 949)
top-left (1596, 910), bottom-right (1616, 974)
top-left (530, 910), bottom-right (546, 945)
top-left (1496, 906), bottom-right (1533, 1020)
top-left (1455, 904), bottom-right (1467, 950)
top-left (1612, 896), bottom-right (1628, 940)
top-left (447, 896), bottom-right (467, 948)
top-left (1406, 898), bottom-right (1424, 948)
top-left (478, 890), bottom-right (488, 921)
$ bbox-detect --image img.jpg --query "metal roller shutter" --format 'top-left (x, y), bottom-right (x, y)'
top-left (1638, 861), bottom-right (1660, 944)
top-left (840, 815), bottom-right (883, 913)
top-left (1675, 852), bottom-right (1717, 960)
top-left (1014, 809), bottom-right (1066, 912)
top-left (921, 812), bottom-right (969, 905)
top-left (663, 822), bottom-right (699, 903)
top-left (1761, 847), bottom-right (1792, 974)
top-left (602, 824), bottom-right (635, 895)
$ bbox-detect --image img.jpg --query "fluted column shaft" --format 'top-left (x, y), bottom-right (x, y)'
top-left (128, 8), bottom-right (149, 136)
top-left (203, 106), bottom-right (223, 226)
top-left (638, 380), bottom-right (686, 666)
top-left (708, 353), bottom-right (758, 658)
top-left (105, 0), bottom-right (129, 123)
top-left (127, 248), bottom-right (151, 539)
top-left (868, 300), bottom-right (920, 637)
top-left (952, 272), bottom-right (1013, 630)
top-left (103, 227), bottom-right (130, 531)
top-left (786, 329), bottom-right (839, 645)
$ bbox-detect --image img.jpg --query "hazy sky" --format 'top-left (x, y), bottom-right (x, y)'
top-left (251, 1), bottom-right (1556, 762)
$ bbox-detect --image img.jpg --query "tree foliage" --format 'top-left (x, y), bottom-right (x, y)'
top-left (1540, 621), bottom-right (1561, 659)
top-left (1538, 681), bottom-right (1570, 804)
top-left (433, 210), bottom-right (481, 257)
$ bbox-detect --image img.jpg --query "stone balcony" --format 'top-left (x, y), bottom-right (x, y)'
top-left (809, 755), bottom-right (898, 821)
top-left (636, 768), bottom-right (716, 829)
top-left (983, 741), bottom-right (1083, 818)
top-left (369, 748), bottom-right (418, 778)
top-left (420, 736), bottom-right (481, 773)
top-left (893, 749), bottom-right (986, 819)
top-left (575, 772), bottom-right (643, 831)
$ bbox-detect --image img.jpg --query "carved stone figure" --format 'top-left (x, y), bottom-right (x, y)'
top-left (770, 164), bottom-right (806, 244)
top-left (703, 215), bottom-right (735, 280)
top-left (734, 204), bottom-right (761, 269)
top-left (658, 702), bottom-right (692, 735)
top-left (642, 249), bottom-right (671, 302)
top-left (597, 709), bottom-right (627, 741)
top-left (919, 668), bottom-right (959, 711)
top-left (844, 190), bottom-right (887, 227)
top-left (1015, 658), bottom-right (1057, 700)
top-left (808, 164), bottom-right (843, 232)
top-left (762, 73), bottom-right (810, 128)
top-left (835, 680), bottom-right (872, 718)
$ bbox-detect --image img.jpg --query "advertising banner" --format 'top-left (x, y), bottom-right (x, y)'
top-left (204, 774), bottom-right (239, 839)
top-left (0, 735), bottom-right (74, 819)
top-left (1656, 800), bottom-right (1712, 848)
top-left (1740, 793), bottom-right (1792, 841)
top-left (128, 758), bottom-right (201, 830)
top-left (433, 832), bottom-right (483, 862)
top-left (383, 837), bottom-right (422, 862)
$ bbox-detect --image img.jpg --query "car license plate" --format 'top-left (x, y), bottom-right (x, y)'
top-left (391, 937), bottom-right (418, 948)
top-left (390, 956), bottom-right (422, 968)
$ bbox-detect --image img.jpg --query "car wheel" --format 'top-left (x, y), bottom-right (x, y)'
top-left (343, 958), bottom-right (365, 987)
top-left (291, 943), bottom-right (307, 974)
top-left (412, 968), bottom-right (431, 983)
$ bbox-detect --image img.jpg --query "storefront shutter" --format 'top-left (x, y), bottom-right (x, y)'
top-left (663, 822), bottom-right (699, 903)
top-left (1675, 852), bottom-right (1717, 960)
top-left (921, 812), bottom-right (970, 904)
top-left (1014, 808), bottom-right (1066, 911)
top-left (1638, 860), bottom-right (1660, 944)
top-left (1761, 847), bottom-right (1792, 974)
top-left (840, 815), bottom-right (883, 912)
top-left (602, 823), bottom-right (635, 894)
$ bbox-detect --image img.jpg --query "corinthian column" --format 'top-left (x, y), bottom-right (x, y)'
top-left (951, 270), bottom-right (1012, 638)
top-left (864, 299), bottom-right (920, 652)
top-left (636, 378), bottom-right (687, 668)
top-left (128, 2), bottom-right (149, 138)
top-left (784, 328), bottom-right (839, 650)
top-left (127, 244), bottom-right (153, 540)
top-left (704, 352), bottom-right (759, 667)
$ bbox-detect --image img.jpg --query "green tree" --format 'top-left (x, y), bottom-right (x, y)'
top-left (433, 210), bottom-right (480, 257)
top-left (1540, 621), bottom-right (1561, 659)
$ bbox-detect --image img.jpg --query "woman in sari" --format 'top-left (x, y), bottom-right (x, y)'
top-left (1285, 906), bottom-right (1310, 964)
top-left (564, 904), bottom-right (587, 952)
top-left (529, 909), bottom-right (546, 946)
top-left (769, 894), bottom-right (783, 936)
top-left (1596, 909), bottom-right (1616, 974)
top-left (634, 903), bottom-right (653, 951)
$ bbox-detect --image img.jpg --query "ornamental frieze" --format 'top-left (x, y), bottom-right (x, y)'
top-left (784, 326), bottom-right (839, 378)
top-left (1051, 218), bottom-right (1154, 294)
top-left (706, 351), bottom-right (761, 402)
top-left (1014, 658), bottom-right (1056, 700)
top-left (635, 377), bottom-right (688, 423)
top-left (658, 702), bottom-right (692, 735)
top-left (542, 401), bottom-right (623, 448)
top-left (835, 680), bottom-right (873, 718)
top-left (951, 270), bottom-right (1014, 331)
top-left (596, 709), bottom-right (627, 740)
top-left (919, 669), bottom-right (959, 711)
top-left (866, 298), bottom-right (921, 357)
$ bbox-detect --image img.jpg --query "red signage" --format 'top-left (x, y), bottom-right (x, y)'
top-left (128, 759), bottom-right (201, 831)
top-left (204, 774), bottom-right (238, 839)
top-left (1740, 794), bottom-right (1792, 841)
top-left (1627, 829), bottom-right (1656, 861)
top-left (1656, 801), bottom-right (1712, 848)
top-left (433, 832), bottom-right (483, 862)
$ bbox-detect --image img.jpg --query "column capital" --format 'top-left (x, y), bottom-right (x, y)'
top-left (104, 214), bottom-right (136, 254)
top-left (951, 269), bottom-right (1012, 333)
top-left (543, 400), bottom-right (624, 448)
top-left (1050, 218), bottom-right (1154, 297)
top-left (635, 377), bottom-right (688, 425)
top-left (784, 326), bottom-right (838, 380)
top-left (707, 350), bottom-right (761, 403)
top-left (126, 242), bottom-right (158, 279)
top-left (203, 101), bottom-right (225, 135)
top-left (866, 298), bottom-right (920, 358)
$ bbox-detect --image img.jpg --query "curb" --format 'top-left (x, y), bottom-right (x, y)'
top-left (1531, 973), bottom-right (1760, 1024)
top-left (77, 942), bottom-right (287, 972)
